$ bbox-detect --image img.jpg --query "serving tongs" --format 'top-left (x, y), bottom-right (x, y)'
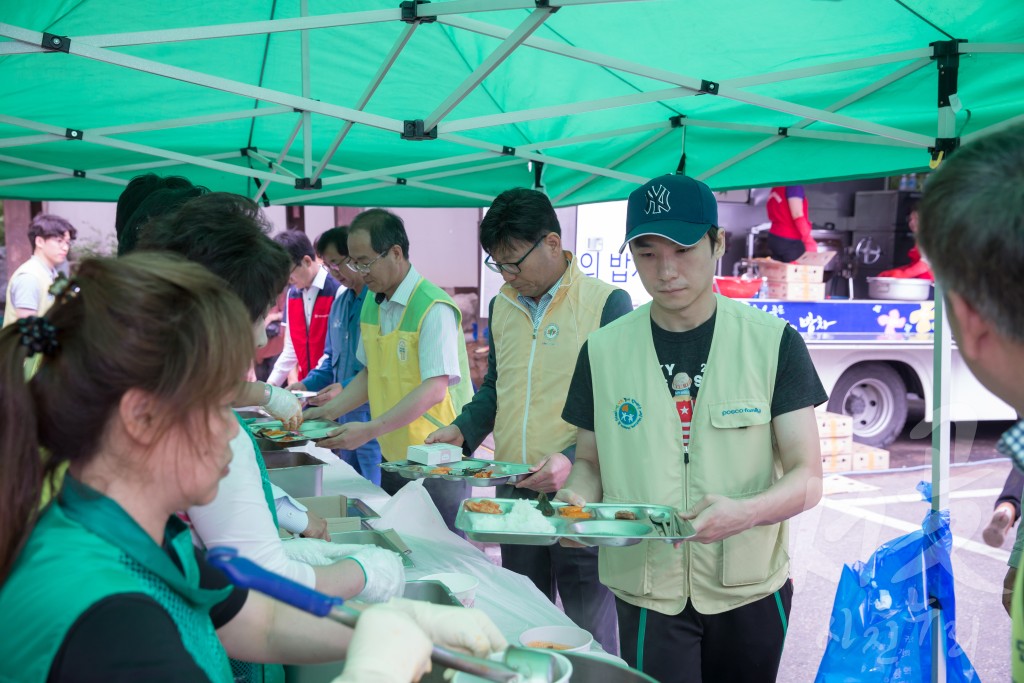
top-left (207, 548), bottom-right (560, 683)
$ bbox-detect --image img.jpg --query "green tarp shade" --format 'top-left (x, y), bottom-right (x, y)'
top-left (0, 0), bottom-right (1022, 206)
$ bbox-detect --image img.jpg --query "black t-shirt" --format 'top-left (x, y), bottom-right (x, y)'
top-left (47, 546), bottom-right (248, 683)
top-left (562, 312), bottom-right (828, 431)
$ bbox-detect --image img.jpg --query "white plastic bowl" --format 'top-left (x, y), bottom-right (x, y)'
top-left (420, 572), bottom-right (479, 607)
top-left (518, 625), bottom-right (594, 653)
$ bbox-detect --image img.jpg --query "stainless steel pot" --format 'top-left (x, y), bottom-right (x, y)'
top-left (866, 276), bottom-right (932, 301)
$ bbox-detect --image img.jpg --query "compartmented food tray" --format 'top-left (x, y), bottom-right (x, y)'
top-left (379, 458), bottom-right (533, 485)
top-left (456, 497), bottom-right (696, 546)
top-left (248, 419), bottom-right (340, 444)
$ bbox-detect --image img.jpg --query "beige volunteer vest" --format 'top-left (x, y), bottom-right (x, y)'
top-left (4, 256), bottom-right (55, 326)
top-left (589, 295), bottom-right (788, 615)
top-left (491, 254), bottom-right (615, 465)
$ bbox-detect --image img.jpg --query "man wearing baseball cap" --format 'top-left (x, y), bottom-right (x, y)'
top-left (557, 173), bottom-right (827, 682)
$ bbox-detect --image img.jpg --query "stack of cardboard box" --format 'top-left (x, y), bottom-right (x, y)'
top-left (817, 410), bottom-right (853, 473)
top-left (755, 252), bottom-right (834, 301)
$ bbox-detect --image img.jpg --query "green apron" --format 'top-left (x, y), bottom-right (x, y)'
top-left (0, 477), bottom-right (234, 682)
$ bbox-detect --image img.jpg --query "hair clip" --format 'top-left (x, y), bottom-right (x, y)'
top-left (48, 273), bottom-right (81, 303)
top-left (17, 316), bottom-right (60, 357)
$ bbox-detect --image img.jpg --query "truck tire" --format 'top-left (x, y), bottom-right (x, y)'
top-left (827, 362), bottom-right (907, 448)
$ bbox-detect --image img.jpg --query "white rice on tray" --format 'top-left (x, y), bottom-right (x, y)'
top-left (472, 499), bottom-right (556, 534)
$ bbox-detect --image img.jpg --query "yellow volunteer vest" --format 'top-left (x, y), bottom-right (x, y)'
top-left (361, 276), bottom-right (473, 461)
top-left (4, 256), bottom-right (55, 327)
top-left (589, 295), bottom-right (788, 615)
top-left (491, 254), bottom-right (615, 465)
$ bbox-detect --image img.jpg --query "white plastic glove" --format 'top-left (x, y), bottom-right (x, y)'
top-left (333, 605), bottom-right (432, 683)
top-left (281, 540), bottom-right (405, 602)
top-left (263, 384), bottom-right (303, 430)
top-left (386, 598), bottom-right (508, 658)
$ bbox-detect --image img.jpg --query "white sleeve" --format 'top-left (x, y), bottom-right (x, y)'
top-left (267, 300), bottom-right (298, 387)
top-left (417, 303), bottom-right (462, 386)
top-left (187, 428), bottom-right (316, 587)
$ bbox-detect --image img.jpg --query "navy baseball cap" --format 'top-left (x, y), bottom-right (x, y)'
top-left (620, 174), bottom-right (718, 252)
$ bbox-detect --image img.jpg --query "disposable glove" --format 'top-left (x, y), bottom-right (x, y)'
top-left (264, 384), bottom-right (303, 430)
top-left (333, 605), bottom-right (432, 683)
top-left (386, 598), bottom-right (507, 658)
top-left (282, 540), bottom-right (405, 602)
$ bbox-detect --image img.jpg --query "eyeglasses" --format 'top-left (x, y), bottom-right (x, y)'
top-left (347, 249), bottom-right (390, 274)
top-left (484, 234), bottom-right (548, 275)
top-left (47, 237), bottom-right (74, 248)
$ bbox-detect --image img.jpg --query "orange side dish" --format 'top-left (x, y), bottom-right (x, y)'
top-left (557, 506), bottom-right (592, 520)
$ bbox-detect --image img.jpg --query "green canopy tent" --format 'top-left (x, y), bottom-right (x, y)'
top-left (2, 3), bottom-right (1023, 679)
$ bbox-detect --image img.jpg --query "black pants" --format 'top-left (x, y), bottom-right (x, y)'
top-left (496, 485), bottom-right (619, 653)
top-left (379, 469), bottom-right (469, 537)
top-left (767, 233), bottom-right (806, 263)
top-left (997, 467), bottom-right (1024, 521)
top-left (615, 579), bottom-right (793, 683)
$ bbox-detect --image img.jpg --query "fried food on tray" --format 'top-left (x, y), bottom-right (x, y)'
top-left (464, 499), bottom-right (503, 514)
top-left (615, 510), bottom-right (638, 520)
top-left (557, 505), bottom-right (592, 520)
top-left (429, 466), bottom-right (452, 475)
top-left (254, 427), bottom-right (300, 440)
top-left (472, 470), bottom-right (493, 478)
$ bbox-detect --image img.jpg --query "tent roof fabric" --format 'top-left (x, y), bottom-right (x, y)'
top-left (1, 0), bottom-right (1022, 206)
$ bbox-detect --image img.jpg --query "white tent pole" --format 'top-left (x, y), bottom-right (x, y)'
top-left (91, 106), bottom-right (294, 136)
top-left (422, 8), bottom-right (553, 133)
top-left (300, 0), bottom-right (313, 180)
top-left (676, 117), bottom-right (924, 148)
top-left (0, 134), bottom-right (60, 149)
top-left (0, 23), bottom-right (405, 134)
top-left (446, 133), bottom-right (655, 185)
top-left (404, 179), bottom-right (494, 202)
top-left (699, 58), bottom-right (931, 181)
top-left (312, 22), bottom-right (418, 184)
top-left (962, 112), bottom-right (1024, 143)
top-left (271, 181), bottom-right (395, 205)
top-left (440, 15), bottom-right (932, 89)
top-left (80, 133), bottom-right (292, 184)
top-left (524, 121), bottom-right (669, 151)
top-left (0, 174), bottom-right (68, 188)
top-left (440, 87), bottom-right (695, 134)
top-left (253, 121), bottom-right (305, 202)
top-left (964, 43), bottom-right (1024, 54)
top-left (553, 127), bottom-right (673, 203)
top-left (0, 153), bottom-right (128, 186)
top-left (413, 158), bottom-right (524, 181)
top-left (316, 152), bottom-right (496, 188)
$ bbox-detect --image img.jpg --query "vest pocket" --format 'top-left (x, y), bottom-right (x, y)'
top-left (720, 522), bottom-right (785, 586)
top-left (598, 541), bottom-right (650, 597)
top-left (708, 400), bottom-right (771, 429)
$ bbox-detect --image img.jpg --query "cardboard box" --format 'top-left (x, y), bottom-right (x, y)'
top-left (766, 281), bottom-right (827, 301)
top-left (851, 442), bottom-right (890, 471)
top-left (820, 436), bottom-right (854, 457)
top-left (816, 411), bottom-right (854, 438)
top-left (821, 454), bottom-right (852, 474)
top-left (755, 252), bottom-right (835, 283)
top-left (292, 494), bottom-right (362, 534)
top-left (407, 443), bottom-right (460, 465)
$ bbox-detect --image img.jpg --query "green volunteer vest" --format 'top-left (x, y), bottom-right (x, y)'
top-left (0, 477), bottom-right (233, 683)
top-left (491, 254), bottom-right (614, 465)
top-left (360, 276), bottom-right (473, 461)
top-left (588, 295), bottom-right (789, 616)
top-left (236, 411), bottom-right (280, 528)
top-left (1013, 565), bottom-right (1024, 680)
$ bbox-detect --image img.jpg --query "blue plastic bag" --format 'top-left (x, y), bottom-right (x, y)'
top-left (815, 507), bottom-right (978, 682)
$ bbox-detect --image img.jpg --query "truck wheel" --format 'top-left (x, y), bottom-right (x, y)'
top-left (827, 362), bottom-right (907, 448)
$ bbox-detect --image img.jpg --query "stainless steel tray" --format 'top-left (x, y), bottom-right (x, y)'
top-left (249, 419), bottom-right (339, 443)
top-left (347, 497), bottom-right (379, 520)
top-left (380, 458), bottom-right (533, 486)
top-left (456, 498), bottom-right (696, 547)
top-left (329, 529), bottom-right (415, 567)
top-left (264, 451), bottom-right (324, 498)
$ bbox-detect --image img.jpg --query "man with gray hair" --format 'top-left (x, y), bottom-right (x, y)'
top-left (913, 122), bottom-right (1024, 679)
top-left (4, 214), bottom-right (77, 327)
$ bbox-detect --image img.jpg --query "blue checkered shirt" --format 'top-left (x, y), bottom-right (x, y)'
top-left (1000, 421), bottom-right (1024, 567)
top-left (517, 273), bottom-right (565, 330)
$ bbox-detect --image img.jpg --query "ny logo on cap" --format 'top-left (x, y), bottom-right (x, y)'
top-left (645, 185), bottom-right (671, 215)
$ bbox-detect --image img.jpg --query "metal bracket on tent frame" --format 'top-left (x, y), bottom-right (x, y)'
top-left (402, 120), bottom-right (438, 140)
top-left (65, 129), bottom-right (83, 140)
top-left (41, 32), bottom-right (70, 53)
top-left (669, 115), bottom-right (686, 128)
top-left (928, 137), bottom-right (959, 168)
top-left (400, 0), bottom-right (436, 24)
top-left (396, 177), bottom-right (408, 185)
top-left (699, 79), bottom-right (719, 95)
top-left (777, 127), bottom-right (789, 137)
top-left (930, 39), bottom-right (967, 107)
top-left (501, 146), bottom-right (516, 156)
top-left (73, 170), bottom-right (86, 178)
top-left (294, 177), bottom-right (323, 189)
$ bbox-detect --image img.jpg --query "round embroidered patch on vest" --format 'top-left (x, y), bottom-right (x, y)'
top-left (397, 339), bottom-right (408, 362)
top-left (614, 398), bottom-right (643, 429)
top-left (544, 323), bottom-right (559, 340)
